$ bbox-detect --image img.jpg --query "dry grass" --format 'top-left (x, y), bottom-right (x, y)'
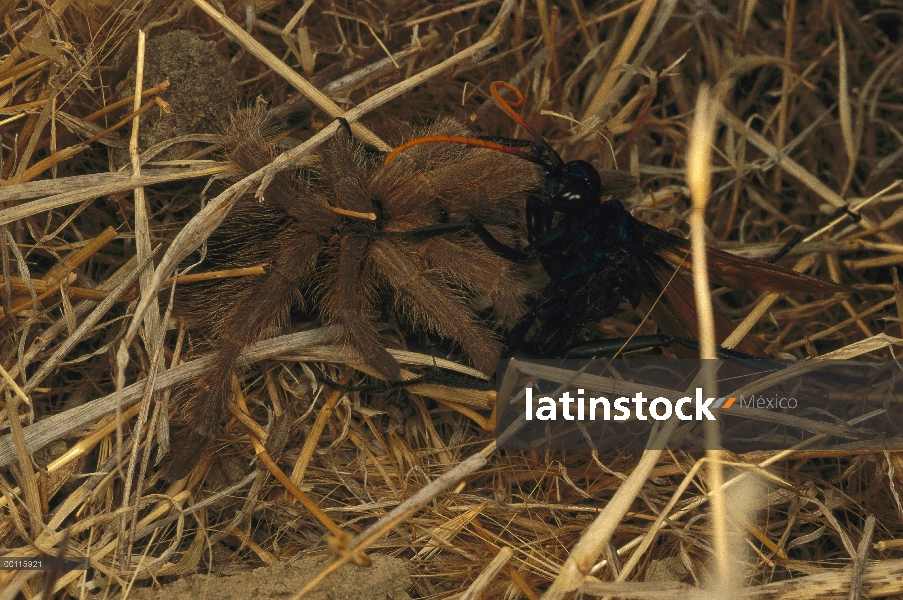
top-left (1, 0), bottom-right (903, 598)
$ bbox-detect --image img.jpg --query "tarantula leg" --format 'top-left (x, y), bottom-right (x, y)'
top-left (419, 236), bottom-right (529, 328)
top-left (335, 117), bottom-right (386, 160)
top-left (320, 368), bottom-right (494, 393)
top-left (165, 231), bottom-right (319, 480)
top-left (337, 117), bottom-right (353, 137)
top-left (370, 238), bottom-right (501, 374)
top-left (324, 235), bottom-right (401, 379)
top-left (398, 221), bottom-right (526, 262)
top-left (564, 335), bottom-right (759, 360)
top-left (223, 108), bottom-right (317, 223)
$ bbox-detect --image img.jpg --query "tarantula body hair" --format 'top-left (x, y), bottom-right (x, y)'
top-left (166, 108), bottom-right (542, 476)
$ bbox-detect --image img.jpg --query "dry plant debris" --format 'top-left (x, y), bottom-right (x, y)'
top-left (0, 0), bottom-right (902, 599)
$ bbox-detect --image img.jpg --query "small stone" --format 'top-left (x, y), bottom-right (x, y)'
top-left (115, 30), bottom-right (237, 168)
top-left (644, 556), bottom-right (689, 582)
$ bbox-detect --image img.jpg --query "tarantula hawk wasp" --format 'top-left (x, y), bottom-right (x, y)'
top-left (386, 82), bottom-right (848, 359)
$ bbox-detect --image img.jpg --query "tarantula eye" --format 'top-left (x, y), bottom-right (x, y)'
top-left (433, 201), bottom-right (449, 223)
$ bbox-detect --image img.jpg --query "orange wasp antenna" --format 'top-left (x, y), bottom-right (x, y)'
top-left (383, 135), bottom-right (539, 166)
top-left (383, 81), bottom-right (560, 169)
top-left (488, 81), bottom-right (562, 168)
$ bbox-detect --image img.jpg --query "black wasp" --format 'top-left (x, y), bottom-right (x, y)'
top-left (386, 82), bottom-right (848, 359)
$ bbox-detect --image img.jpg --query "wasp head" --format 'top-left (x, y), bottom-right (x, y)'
top-left (552, 160), bottom-right (602, 212)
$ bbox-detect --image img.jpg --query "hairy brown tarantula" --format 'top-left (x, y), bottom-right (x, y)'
top-left (167, 108), bottom-right (541, 475)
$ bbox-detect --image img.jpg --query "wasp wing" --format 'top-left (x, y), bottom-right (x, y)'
top-left (648, 266), bottom-right (769, 357)
top-left (640, 223), bottom-right (849, 295)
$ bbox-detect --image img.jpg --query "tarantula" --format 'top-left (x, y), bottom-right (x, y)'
top-left (166, 107), bottom-right (541, 476)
